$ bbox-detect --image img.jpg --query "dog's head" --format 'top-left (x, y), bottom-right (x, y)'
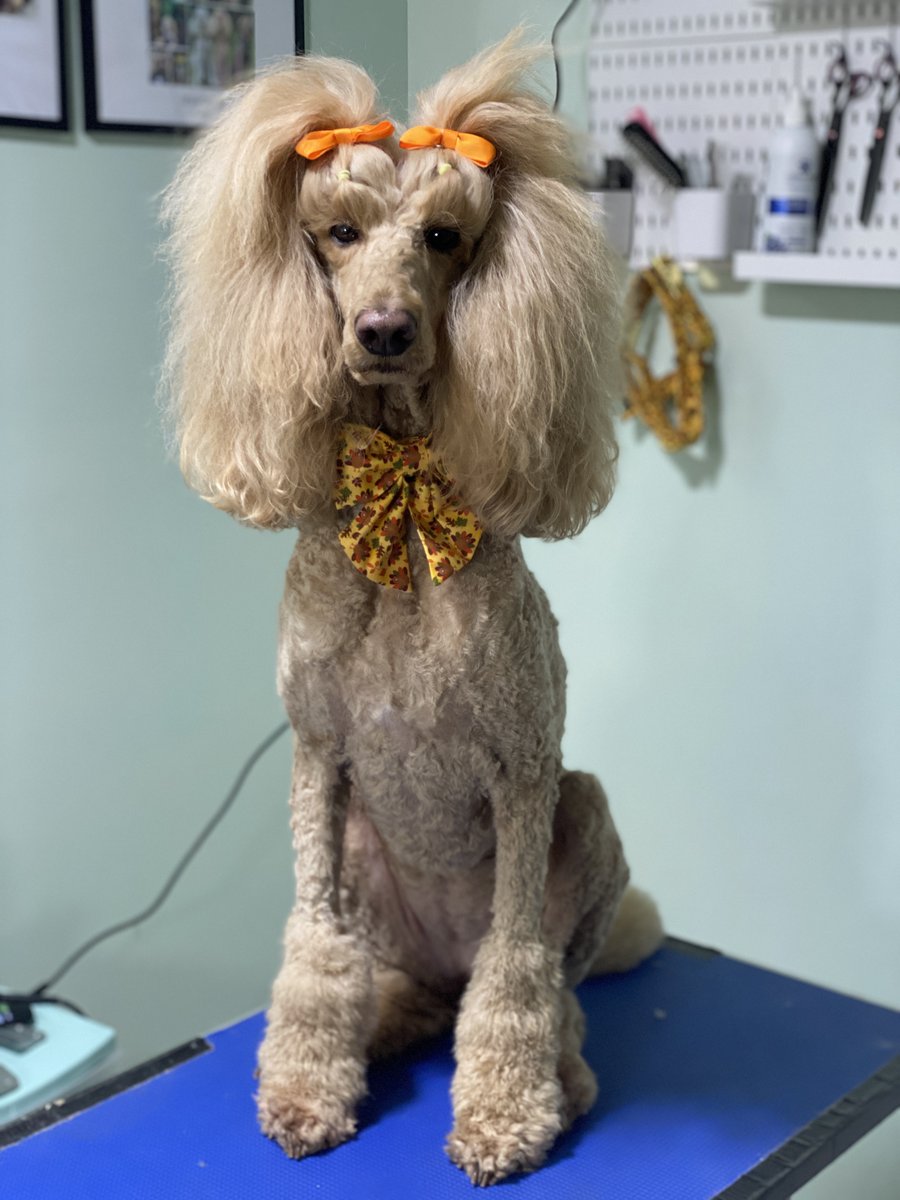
top-left (299, 133), bottom-right (490, 392)
top-left (163, 33), bottom-right (620, 538)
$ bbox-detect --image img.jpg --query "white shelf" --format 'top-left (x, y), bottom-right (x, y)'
top-left (732, 253), bottom-right (900, 289)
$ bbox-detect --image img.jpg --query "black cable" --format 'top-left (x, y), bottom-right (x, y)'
top-left (18, 721), bottom-right (290, 1002)
top-left (1, 993), bottom-right (86, 1017)
top-left (552, 0), bottom-right (583, 112)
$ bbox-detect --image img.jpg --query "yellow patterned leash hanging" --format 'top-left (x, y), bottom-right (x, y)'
top-left (334, 424), bottom-right (482, 593)
top-left (622, 257), bottom-right (715, 452)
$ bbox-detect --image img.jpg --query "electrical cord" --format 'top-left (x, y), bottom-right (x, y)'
top-left (552, 0), bottom-right (583, 111)
top-left (2, 721), bottom-right (290, 1015)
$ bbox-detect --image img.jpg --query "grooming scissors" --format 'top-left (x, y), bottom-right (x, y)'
top-left (816, 44), bottom-right (873, 236)
top-left (860, 42), bottom-right (900, 226)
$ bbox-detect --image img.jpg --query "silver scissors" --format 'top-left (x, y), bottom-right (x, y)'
top-left (860, 42), bottom-right (900, 225)
top-left (816, 44), bottom-right (873, 236)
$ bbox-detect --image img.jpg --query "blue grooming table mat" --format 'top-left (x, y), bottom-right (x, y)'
top-left (2, 943), bottom-right (899, 1199)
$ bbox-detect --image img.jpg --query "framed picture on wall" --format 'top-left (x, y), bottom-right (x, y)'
top-left (80, 0), bottom-right (305, 134)
top-left (0, 0), bottom-right (69, 130)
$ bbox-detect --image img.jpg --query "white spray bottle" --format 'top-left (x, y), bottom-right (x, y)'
top-left (761, 89), bottom-right (820, 252)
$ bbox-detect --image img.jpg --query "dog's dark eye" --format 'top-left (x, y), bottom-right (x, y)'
top-left (330, 224), bottom-right (360, 245)
top-left (424, 226), bottom-right (461, 253)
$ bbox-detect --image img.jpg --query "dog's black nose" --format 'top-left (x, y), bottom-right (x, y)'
top-left (354, 309), bottom-right (418, 358)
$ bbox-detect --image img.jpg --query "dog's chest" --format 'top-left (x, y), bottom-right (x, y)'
top-left (338, 569), bottom-right (497, 868)
top-left (279, 527), bottom-right (556, 870)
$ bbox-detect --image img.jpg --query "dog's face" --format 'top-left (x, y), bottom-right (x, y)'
top-left (299, 144), bottom-right (493, 388)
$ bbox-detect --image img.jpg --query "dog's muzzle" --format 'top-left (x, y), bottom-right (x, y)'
top-left (354, 308), bottom-right (418, 358)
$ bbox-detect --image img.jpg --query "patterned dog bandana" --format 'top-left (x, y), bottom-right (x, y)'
top-left (334, 424), bottom-right (482, 592)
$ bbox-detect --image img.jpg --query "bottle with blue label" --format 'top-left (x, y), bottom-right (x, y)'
top-left (761, 89), bottom-right (820, 252)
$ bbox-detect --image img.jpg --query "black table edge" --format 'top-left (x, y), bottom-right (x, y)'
top-left (714, 1052), bottom-right (900, 1199)
top-left (0, 1036), bottom-right (211, 1149)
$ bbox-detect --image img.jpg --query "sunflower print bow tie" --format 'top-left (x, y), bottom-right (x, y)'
top-left (334, 424), bottom-right (482, 592)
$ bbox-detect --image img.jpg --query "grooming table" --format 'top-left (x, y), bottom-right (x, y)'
top-left (2, 942), bottom-right (898, 1199)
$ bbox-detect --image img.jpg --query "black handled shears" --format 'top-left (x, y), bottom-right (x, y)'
top-left (860, 42), bottom-right (900, 226)
top-left (816, 45), bottom-right (872, 236)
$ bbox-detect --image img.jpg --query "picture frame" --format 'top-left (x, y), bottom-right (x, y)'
top-left (0, 0), bottom-right (69, 130)
top-left (80, 0), bottom-right (305, 135)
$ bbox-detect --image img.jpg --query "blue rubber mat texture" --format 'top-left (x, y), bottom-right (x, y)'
top-left (2, 946), bottom-right (899, 1199)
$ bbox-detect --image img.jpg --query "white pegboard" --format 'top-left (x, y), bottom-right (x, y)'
top-left (587, 0), bottom-right (900, 276)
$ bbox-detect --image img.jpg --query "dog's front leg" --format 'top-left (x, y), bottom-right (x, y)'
top-left (447, 768), bottom-right (564, 1185)
top-left (257, 740), bottom-right (374, 1158)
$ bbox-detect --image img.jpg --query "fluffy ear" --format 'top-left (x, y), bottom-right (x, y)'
top-left (161, 57), bottom-right (384, 528)
top-left (422, 33), bottom-right (621, 539)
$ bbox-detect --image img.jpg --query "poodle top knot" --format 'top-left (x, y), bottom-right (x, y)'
top-left (162, 32), bottom-right (620, 541)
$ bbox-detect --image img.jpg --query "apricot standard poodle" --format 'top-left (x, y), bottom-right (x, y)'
top-left (162, 31), bottom-right (662, 1186)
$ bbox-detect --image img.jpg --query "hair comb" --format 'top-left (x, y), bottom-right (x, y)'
top-left (621, 109), bottom-right (687, 188)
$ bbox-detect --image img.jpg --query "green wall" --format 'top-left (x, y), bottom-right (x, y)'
top-left (407, 0), bottom-right (589, 121)
top-left (307, 0), bottom-right (407, 119)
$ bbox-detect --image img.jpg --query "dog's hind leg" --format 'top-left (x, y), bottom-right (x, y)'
top-left (557, 989), bottom-right (598, 1129)
top-left (367, 965), bottom-right (458, 1060)
top-left (546, 771), bottom-right (662, 987)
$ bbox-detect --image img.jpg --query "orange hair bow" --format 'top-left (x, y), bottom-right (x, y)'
top-left (399, 125), bottom-right (497, 169)
top-left (295, 120), bottom-right (395, 161)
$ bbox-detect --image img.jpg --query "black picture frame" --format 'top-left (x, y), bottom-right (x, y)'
top-left (0, 0), bottom-right (70, 131)
top-left (78, 0), bottom-right (303, 136)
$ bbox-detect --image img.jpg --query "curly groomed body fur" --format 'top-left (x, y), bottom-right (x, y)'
top-left (163, 32), bottom-right (662, 1186)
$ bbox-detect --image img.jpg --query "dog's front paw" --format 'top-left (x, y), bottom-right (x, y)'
top-left (257, 1075), bottom-right (358, 1159)
top-left (446, 1083), bottom-right (563, 1186)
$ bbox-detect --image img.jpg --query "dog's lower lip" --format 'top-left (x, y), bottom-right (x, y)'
top-left (357, 364), bottom-right (409, 378)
